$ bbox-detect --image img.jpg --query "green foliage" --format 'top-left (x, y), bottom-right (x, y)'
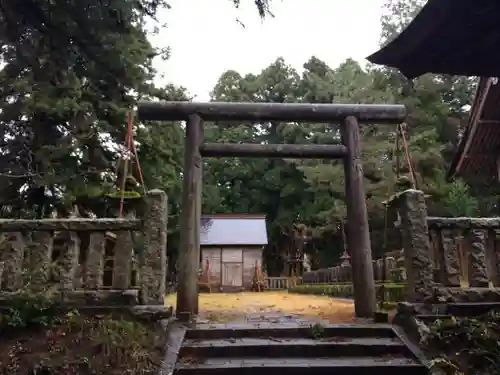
top-left (1, 310), bottom-right (164, 374)
top-left (0, 0), bottom-right (492, 276)
top-left (309, 322), bottom-right (326, 339)
top-left (201, 43), bottom-right (480, 271)
top-left (0, 294), bottom-right (60, 332)
top-left (423, 312), bottom-right (500, 375)
top-left (442, 180), bottom-right (479, 217)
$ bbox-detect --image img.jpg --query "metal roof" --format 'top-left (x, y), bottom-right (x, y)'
top-left (200, 214), bottom-right (268, 246)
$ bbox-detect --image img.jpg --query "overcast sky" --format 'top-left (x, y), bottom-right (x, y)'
top-left (150, 0), bottom-right (387, 101)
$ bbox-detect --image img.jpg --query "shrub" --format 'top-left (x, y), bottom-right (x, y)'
top-left (0, 293), bottom-right (60, 333)
top-left (423, 311), bottom-right (500, 375)
top-left (288, 283), bottom-right (406, 304)
top-left (0, 310), bottom-right (164, 374)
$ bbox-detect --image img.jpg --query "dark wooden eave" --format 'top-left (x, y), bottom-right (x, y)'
top-left (367, 0), bottom-right (500, 78)
top-left (448, 77), bottom-right (500, 182)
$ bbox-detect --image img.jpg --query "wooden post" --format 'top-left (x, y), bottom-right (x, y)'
top-left (176, 114), bottom-right (203, 321)
top-left (340, 116), bottom-right (376, 318)
top-left (194, 121), bottom-right (203, 314)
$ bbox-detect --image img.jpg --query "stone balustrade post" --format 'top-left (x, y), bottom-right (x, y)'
top-left (140, 189), bottom-right (167, 305)
top-left (468, 228), bottom-right (489, 287)
top-left (389, 189), bottom-right (433, 302)
top-left (439, 228), bottom-right (461, 287)
top-left (3, 232), bottom-right (25, 291)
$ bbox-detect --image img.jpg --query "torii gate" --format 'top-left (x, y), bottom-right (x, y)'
top-left (137, 101), bottom-right (406, 320)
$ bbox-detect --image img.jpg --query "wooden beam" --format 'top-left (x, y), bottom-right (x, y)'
top-left (0, 218), bottom-right (142, 232)
top-left (340, 116), bottom-right (376, 318)
top-left (137, 101), bottom-right (406, 124)
top-left (199, 143), bottom-right (348, 159)
top-left (176, 114), bottom-right (203, 321)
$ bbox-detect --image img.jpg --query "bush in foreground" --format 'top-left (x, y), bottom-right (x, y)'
top-left (423, 311), bottom-right (500, 375)
top-left (0, 294), bottom-right (165, 375)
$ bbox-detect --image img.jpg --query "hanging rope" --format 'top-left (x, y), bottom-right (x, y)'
top-left (379, 123), bottom-right (417, 310)
top-left (399, 123), bottom-right (417, 189)
top-left (379, 125), bottom-right (401, 311)
top-left (118, 111), bottom-right (147, 217)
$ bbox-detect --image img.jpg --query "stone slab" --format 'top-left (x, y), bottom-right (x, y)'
top-left (159, 321), bottom-right (186, 375)
top-left (185, 322), bottom-right (396, 340)
top-left (181, 337), bottom-right (409, 358)
top-left (175, 357), bottom-right (426, 375)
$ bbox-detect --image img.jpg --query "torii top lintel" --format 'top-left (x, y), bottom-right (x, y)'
top-left (137, 101), bottom-right (406, 124)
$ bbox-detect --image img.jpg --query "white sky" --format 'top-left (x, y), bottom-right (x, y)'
top-left (151, 0), bottom-right (386, 102)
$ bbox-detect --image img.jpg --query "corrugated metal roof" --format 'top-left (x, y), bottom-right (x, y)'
top-left (200, 214), bottom-right (268, 246)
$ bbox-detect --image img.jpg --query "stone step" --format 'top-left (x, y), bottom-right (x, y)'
top-left (446, 302), bottom-right (500, 316)
top-left (180, 337), bottom-right (412, 358)
top-left (185, 323), bottom-right (396, 340)
top-left (175, 356), bottom-right (428, 375)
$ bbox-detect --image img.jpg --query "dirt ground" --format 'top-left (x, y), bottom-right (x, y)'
top-left (165, 292), bottom-right (356, 323)
top-left (0, 313), bottom-right (164, 374)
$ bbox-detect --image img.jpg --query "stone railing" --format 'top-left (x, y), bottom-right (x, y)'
top-left (389, 189), bottom-right (500, 303)
top-left (302, 250), bottom-right (406, 285)
top-left (265, 276), bottom-right (296, 289)
top-left (0, 189), bottom-right (168, 314)
top-left (427, 217), bottom-right (500, 288)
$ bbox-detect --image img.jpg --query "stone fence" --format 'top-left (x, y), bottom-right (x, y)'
top-left (389, 189), bottom-right (500, 303)
top-left (0, 189), bottom-right (168, 314)
top-left (427, 217), bottom-right (500, 288)
top-left (302, 249), bottom-right (406, 285)
top-left (265, 276), bottom-right (298, 290)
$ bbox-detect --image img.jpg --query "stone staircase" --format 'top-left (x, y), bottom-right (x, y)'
top-left (166, 322), bottom-right (430, 375)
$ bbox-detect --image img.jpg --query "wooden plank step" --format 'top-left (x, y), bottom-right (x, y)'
top-left (175, 357), bottom-right (428, 375)
top-left (180, 337), bottom-right (412, 358)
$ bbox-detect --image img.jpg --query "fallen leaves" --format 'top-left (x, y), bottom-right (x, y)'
top-left (165, 292), bottom-right (355, 323)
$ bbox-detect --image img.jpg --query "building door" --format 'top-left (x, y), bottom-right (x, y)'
top-left (223, 263), bottom-right (243, 287)
top-left (222, 248), bottom-right (243, 287)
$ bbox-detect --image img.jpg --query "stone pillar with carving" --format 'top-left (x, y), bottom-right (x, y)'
top-left (86, 232), bottom-right (106, 289)
top-left (113, 210), bottom-right (135, 289)
top-left (0, 261), bottom-right (4, 289)
top-left (60, 231), bottom-right (80, 291)
top-left (468, 228), bottom-right (489, 287)
top-left (389, 189), bottom-right (433, 302)
top-left (2, 232), bottom-right (25, 292)
top-left (30, 231), bottom-right (54, 290)
top-left (372, 260), bottom-right (377, 281)
top-left (439, 228), bottom-right (461, 287)
top-left (140, 189), bottom-right (167, 305)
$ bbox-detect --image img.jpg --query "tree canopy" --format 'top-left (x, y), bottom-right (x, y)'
top-left (0, 0), bottom-right (495, 275)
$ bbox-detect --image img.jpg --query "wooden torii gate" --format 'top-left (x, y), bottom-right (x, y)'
top-left (137, 101), bottom-right (406, 320)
